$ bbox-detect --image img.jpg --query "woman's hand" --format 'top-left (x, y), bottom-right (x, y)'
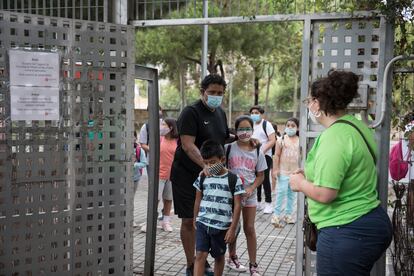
top-left (289, 171), bottom-right (305, 192)
top-left (292, 168), bottom-right (304, 175)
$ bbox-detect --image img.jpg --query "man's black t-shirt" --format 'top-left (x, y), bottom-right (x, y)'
top-left (173, 99), bottom-right (229, 174)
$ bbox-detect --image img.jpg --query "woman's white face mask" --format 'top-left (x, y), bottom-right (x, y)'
top-left (308, 101), bottom-right (320, 124)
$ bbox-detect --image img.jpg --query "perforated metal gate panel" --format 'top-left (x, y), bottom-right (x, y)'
top-left (301, 16), bottom-right (390, 275)
top-left (0, 11), bottom-right (135, 275)
top-left (307, 18), bottom-right (385, 134)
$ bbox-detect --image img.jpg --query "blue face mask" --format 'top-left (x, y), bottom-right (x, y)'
top-left (250, 114), bottom-right (261, 123)
top-left (206, 95), bottom-right (223, 109)
top-left (285, 127), bottom-right (297, 137)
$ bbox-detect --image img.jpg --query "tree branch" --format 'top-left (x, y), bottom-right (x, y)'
top-left (183, 56), bottom-right (201, 65)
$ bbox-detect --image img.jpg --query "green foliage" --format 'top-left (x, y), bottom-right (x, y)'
top-left (159, 83), bottom-right (200, 109)
top-left (136, 0), bottom-right (414, 118)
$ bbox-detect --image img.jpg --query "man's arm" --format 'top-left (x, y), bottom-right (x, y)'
top-left (138, 124), bottom-right (150, 153)
top-left (140, 143), bottom-right (149, 153)
top-left (262, 133), bottom-right (276, 154)
top-left (181, 135), bottom-right (207, 171)
top-left (225, 133), bottom-right (236, 144)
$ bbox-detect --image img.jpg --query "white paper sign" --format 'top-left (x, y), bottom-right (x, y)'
top-left (10, 86), bottom-right (59, 120)
top-left (9, 50), bottom-right (59, 87)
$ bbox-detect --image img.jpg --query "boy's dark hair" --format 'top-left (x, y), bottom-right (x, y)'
top-left (201, 74), bottom-right (227, 90)
top-left (163, 117), bottom-right (179, 139)
top-left (249, 105), bottom-right (265, 114)
top-left (200, 140), bottom-right (225, 159)
top-left (235, 115), bottom-right (254, 130)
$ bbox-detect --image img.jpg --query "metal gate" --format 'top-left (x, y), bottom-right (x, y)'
top-left (298, 16), bottom-right (394, 275)
top-left (133, 11), bottom-right (395, 276)
top-left (0, 10), bottom-right (135, 275)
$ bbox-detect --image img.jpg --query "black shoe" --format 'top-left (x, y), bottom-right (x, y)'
top-left (204, 261), bottom-right (214, 276)
top-left (185, 264), bottom-right (194, 276)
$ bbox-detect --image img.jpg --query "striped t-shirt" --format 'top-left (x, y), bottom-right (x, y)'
top-left (193, 173), bottom-right (245, 230)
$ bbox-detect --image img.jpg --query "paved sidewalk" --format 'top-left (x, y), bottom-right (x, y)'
top-left (132, 175), bottom-right (296, 275)
top-left (133, 175), bottom-right (397, 275)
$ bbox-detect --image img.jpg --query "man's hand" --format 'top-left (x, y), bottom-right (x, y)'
top-left (201, 165), bottom-right (211, 177)
top-left (193, 219), bottom-right (197, 230)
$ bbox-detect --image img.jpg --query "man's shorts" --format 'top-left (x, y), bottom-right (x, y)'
top-left (170, 161), bottom-right (198, 218)
top-left (241, 187), bottom-right (258, 208)
top-left (195, 222), bottom-right (227, 258)
top-left (158, 179), bottom-right (173, 201)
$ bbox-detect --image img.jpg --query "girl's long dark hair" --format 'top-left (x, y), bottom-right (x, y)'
top-left (163, 118), bottom-right (178, 139)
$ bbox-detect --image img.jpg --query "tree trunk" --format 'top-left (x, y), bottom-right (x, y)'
top-left (254, 69), bottom-right (259, 106)
top-left (179, 68), bottom-right (186, 111)
top-left (207, 48), bottom-right (217, 74)
top-left (293, 71), bottom-right (299, 118)
top-left (264, 64), bottom-right (275, 113)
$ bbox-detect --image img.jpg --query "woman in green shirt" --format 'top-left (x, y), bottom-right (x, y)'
top-left (290, 70), bottom-right (392, 275)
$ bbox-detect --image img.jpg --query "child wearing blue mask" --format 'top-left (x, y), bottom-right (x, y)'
top-left (271, 118), bottom-right (300, 227)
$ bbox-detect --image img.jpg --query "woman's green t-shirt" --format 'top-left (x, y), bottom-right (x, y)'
top-left (305, 114), bottom-right (380, 229)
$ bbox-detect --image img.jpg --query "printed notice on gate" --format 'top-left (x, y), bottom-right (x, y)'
top-left (9, 50), bottom-right (59, 87)
top-left (10, 86), bottom-right (59, 121)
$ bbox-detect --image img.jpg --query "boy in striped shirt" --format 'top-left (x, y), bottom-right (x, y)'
top-left (193, 140), bottom-right (245, 276)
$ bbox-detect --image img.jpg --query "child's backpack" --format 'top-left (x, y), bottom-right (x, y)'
top-left (135, 144), bottom-right (143, 174)
top-left (262, 120), bottom-right (276, 155)
top-left (389, 140), bottom-right (410, 181)
top-left (199, 172), bottom-right (239, 211)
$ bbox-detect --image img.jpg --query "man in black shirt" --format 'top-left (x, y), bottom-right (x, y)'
top-left (171, 74), bottom-right (229, 275)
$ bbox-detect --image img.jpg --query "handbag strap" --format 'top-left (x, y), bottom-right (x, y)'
top-left (333, 119), bottom-right (377, 165)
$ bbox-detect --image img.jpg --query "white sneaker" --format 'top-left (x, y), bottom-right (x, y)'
top-left (133, 221), bottom-right (139, 228)
top-left (140, 224), bottom-right (146, 233)
top-left (285, 215), bottom-right (296, 224)
top-left (263, 203), bottom-right (273, 214)
top-left (226, 255), bottom-right (247, 272)
top-left (256, 202), bottom-right (264, 211)
top-left (162, 221), bottom-right (173, 232)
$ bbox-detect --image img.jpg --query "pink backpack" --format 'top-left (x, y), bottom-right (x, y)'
top-left (389, 140), bottom-right (410, 181)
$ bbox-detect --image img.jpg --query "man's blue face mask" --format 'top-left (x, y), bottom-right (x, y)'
top-left (250, 114), bottom-right (261, 123)
top-left (206, 95), bottom-right (223, 109)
